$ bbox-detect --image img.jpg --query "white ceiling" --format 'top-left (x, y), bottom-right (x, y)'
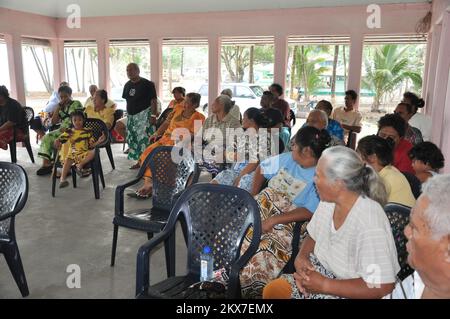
top-left (0, 0), bottom-right (428, 18)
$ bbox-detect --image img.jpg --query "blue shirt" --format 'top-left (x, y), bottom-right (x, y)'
top-left (260, 152), bottom-right (320, 213)
top-left (327, 119), bottom-right (344, 141)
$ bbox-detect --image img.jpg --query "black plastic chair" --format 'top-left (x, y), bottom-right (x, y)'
top-left (280, 221), bottom-right (307, 274)
top-left (402, 172), bottom-right (422, 199)
top-left (0, 162), bottom-right (29, 297)
top-left (9, 107), bottom-right (35, 164)
top-left (135, 183), bottom-right (262, 299)
top-left (51, 118), bottom-right (109, 199)
top-left (346, 130), bottom-right (357, 150)
top-left (156, 107), bottom-right (174, 130)
top-left (289, 109), bottom-right (296, 128)
top-left (111, 146), bottom-right (197, 271)
top-left (384, 202), bottom-right (414, 298)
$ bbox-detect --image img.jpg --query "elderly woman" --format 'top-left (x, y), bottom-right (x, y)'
top-left (236, 126), bottom-right (330, 298)
top-left (377, 113), bottom-right (414, 174)
top-left (36, 86), bottom-right (83, 175)
top-left (85, 89), bottom-right (116, 130)
top-left (263, 146), bottom-right (400, 299)
top-left (196, 94), bottom-right (241, 176)
top-left (394, 102), bottom-right (423, 146)
top-left (357, 135), bottom-right (416, 208)
top-left (304, 109), bottom-right (343, 147)
top-left (402, 174), bottom-right (450, 298)
top-left (315, 100), bottom-right (344, 141)
top-left (129, 92), bottom-right (205, 198)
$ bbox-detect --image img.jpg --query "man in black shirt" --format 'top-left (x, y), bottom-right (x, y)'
top-left (122, 63), bottom-right (158, 164)
top-left (0, 85), bottom-right (25, 150)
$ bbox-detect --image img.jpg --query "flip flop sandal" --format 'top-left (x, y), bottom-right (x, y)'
top-left (127, 190), bottom-right (152, 199)
top-left (59, 180), bottom-right (69, 188)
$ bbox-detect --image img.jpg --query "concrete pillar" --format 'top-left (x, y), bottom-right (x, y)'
top-left (431, 11), bottom-right (450, 145)
top-left (96, 38), bottom-right (110, 92)
top-left (274, 35), bottom-right (288, 93)
top-left (149, 38), bottom-right (163, 97)
top-left (208, 36), bottom-right (221, 109)
top-left (4, 33), bottom-right (26, 105)
top-left (50, 39), bottom-right (65, 90)
top-left (347, 33), bottom-right (364, 108)
top-left (425, 25), bottom-right (442, 116)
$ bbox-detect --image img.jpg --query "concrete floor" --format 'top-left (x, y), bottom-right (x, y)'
top-left (0, 141), bottom-right (188, 298)
top-left (0, 120), bottom-right (308, 299)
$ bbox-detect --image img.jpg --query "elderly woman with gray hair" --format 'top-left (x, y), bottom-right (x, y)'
top-left (401, 174), bottom-right (450, 298)
top-left (196, 94), bottom-right (241, 175)
top-left (263, 146), bottom-right (400, 299)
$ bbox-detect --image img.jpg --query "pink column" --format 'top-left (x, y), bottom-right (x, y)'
top-left (97, 38), bottom-right (110, 92)
top-left (50, 39), bottom-right (65, 90)
top-left (421, 34), bottom-right (432, 99)
top-left (4, 33), bottom-right (26, 105)
top-left (150, 38), bottom-right (163, 97)
top-left (347, 33), bottom-right (364, 109)
top-left (425, 25), bottom-right (442, 115)
top-left (441, 69), bottom-right (450, 173)
top-left (431, 11), bottom-right (450, 145)
top-left (208, 36), bottom-right (221, 109)
top-left (274, 35), bottom-right (288, 91)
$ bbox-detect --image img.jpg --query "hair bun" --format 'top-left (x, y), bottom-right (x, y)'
top-left (417, 98), bottom-right (425, 108)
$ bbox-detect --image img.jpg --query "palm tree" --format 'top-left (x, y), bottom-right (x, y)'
top-left (362, 44), bottom-right (422, 112)
top-left (293, 45), bottom-right (328, 101)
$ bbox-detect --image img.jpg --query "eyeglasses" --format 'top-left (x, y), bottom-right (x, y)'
top-left (378, 132), bottom-right (399, 140)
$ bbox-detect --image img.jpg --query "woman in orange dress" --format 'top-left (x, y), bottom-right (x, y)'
top-left (129, 92), bottom-right (205, 198)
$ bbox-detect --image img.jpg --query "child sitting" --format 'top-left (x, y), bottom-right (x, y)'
top-left (408, 141), bottom-right (445, 183)
top-left (55, 110), bottom-right (106, 188)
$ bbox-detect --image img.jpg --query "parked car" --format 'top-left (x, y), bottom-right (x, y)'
top-left (198, 83), bottom-right (297, 117)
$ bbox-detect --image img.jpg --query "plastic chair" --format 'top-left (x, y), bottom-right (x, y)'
top-left (346, 130), bottom-right (357, 150)
top-left (0, 162), bottom-right (29, 297)
top-left (111, 146), bottom-right (197, 271)
top-left (384, 203), bottom-right (414, 298)
top-left (8, 107), bottom-right (35, 164)
top-left (289, 109), bottom-right (296, 128)
top-left (135, 183), bottom-right (262, 299)
top-left (51, 118), bottom-right (109, 199)
top-left (156, 107), bottom-right (174, 130)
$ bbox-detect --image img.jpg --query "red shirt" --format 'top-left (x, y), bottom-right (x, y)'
top-left (393, 138), bottom-right (414, 174)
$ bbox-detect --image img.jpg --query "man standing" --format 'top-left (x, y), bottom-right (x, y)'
top-left (331, 89), bottom-right (362, 146)
top-left (122, 63), bottom-right (157, 167)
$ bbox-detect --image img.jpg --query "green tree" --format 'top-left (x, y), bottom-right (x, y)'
top-left (292, 45), bottom-right (328, 101)
top-left (362, 44), bottom-right (422, 112)
top-left (221, 45), bottom-right (274, 83)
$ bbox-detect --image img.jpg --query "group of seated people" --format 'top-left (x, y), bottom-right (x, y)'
top-left (1, 78), bottom-right (448, 299)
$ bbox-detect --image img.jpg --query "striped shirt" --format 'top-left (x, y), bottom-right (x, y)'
top-left (307, 196), bottom-right (400, 285)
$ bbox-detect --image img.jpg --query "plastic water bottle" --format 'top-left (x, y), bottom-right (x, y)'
top-left (200, 246), bottom-right (214, 281)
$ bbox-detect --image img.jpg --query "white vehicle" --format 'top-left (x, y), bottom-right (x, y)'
top-left (198, 83), bottom-right (297, 117)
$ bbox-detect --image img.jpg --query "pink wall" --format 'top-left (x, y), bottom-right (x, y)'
top-left (428, 1), bottom-right (450, 173)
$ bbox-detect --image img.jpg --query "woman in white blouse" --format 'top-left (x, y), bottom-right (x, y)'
top-left (403, 92), bottom-right (432, 142)
top-left (263, 146), bottom-right (400, 299)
